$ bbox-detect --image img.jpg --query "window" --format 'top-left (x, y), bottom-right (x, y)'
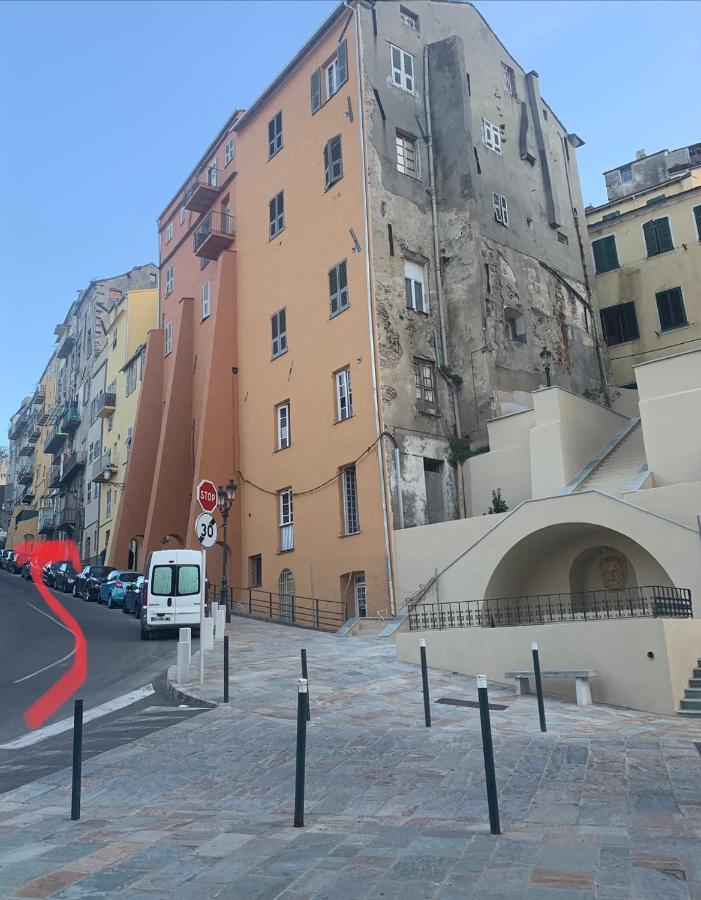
top-left (224, 138), bottom-right (235, 166)
top-left (248, 554), bottom-right (262, 587)
top-left (600, 302), bottom-right (639, 346)
top-left (391, 44), bottom-right (414, 93)
top-left (278, 568), bottom-right (295, 619)
top-left (311, 40), bottom-right (347, 112)
top-left (592, 235), bottom-right (619, 274)
top-left (164, 321), bottom-right (173, 355)
top-left (87, 481), bottom-right (91, 504)
top-left (323, 135), bottom-right (343, 189)
top-left (646, 194), bottom-right (666, 206)
top-left (165, 221), bottom-right (173, 244)
top-left (268, 111), bottom-right (283, 158)
top-left (329, 259), bottom-right (349, 317)
top-left (656, 287), bottom-right (687, 332)
top-left (693, 204), bottom-right (701, 241)
top-left (207, 159), bottom-right (217, 186)
top-left (112, 328), bottom-right (118, 350)
top-left (502, 62), bottom-right (517, 97)
top-left (396, 131), bottom-right (419, 178)
top-left (106, 489), bottom-right (112, 518)
top-left (125, 360), bottom-right (137, 397)
top-left (108, 415), bottom-right (113, 432)
top-left (335, 367), bottom-right (353, 421)
top-left (643, 217), bottom-right (674, 257)
top-left (505, 307), bottom-right (527, 343)
top-left (276, 401), bottom-right (290, 450)
top-left (483, 118), bottom-right (502, 155)
top-left (271, 308), bottom-right (287, 358)
top-left (177, 565), bottom-right (200, 595)
top-left (405, 260), bottom-right (428, 313)
top-left (180, 206), bottom-right (185, 224)
top-left (619, 164), bottom-right (632, 183)
top-left (414, 358), bottom-right (437, 414)
top-left (165, 265), bottom-right (174, 296)
top-left (493, 192), bottom-right (509, 226)
top-left (400, 5), bottom-right (418, 29)
top-left (279, 489), bottom-right (293, 552)
top-left (150, 564), bottom-right (200, 596)
top-left (269, 190), bottom-right (284, 239)
top-left (341, 464), bottom-right (360, 535)
top-left (201, 281), bottom-right (211, 320)
top-left (354, 573), bottom-right (367, 617)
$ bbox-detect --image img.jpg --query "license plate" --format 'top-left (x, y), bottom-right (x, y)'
top-left (155, 613), bottom-right (173, 622)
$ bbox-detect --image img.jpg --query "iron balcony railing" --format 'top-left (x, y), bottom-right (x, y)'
top-left (183, 167), bottom-right (223, 213)
top-left (38, 508), bottom-right (55, 533)
top-left (193, 209), bottom-right (235, 254)
top-left (61, 405), bottom-right (81, 432)
top-left (59, 451), bottom-right (87, 485)
top-left (206, 585), bottom-right (347, 633)
top-left (408, 586), bottom-right (693, 631)
top-left (91, 450), bottom-right (118, 482)
top-left (44, 421), bottom-right (68, 455)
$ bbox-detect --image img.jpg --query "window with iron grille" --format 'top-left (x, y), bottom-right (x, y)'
top-left (335, 367), bottom-right (353, 421)
top-left (592, 235), bottom-right (619, 274)
top-left (271, 308), bottom-right (287, 358)
top-left (276, 401), bottom-right (290, 450)
top-left (643, 216), bottom-right (674, 257)
top-left (483, 118), bottom-right (502, 154)
top-left (502, 62), bottom-right (517, 97)
top-left (268, 112), bottom-right (283, 158)
top-left (400, 5), bottom-right (419, 30)
top-left (405, 260), bottom-right (428, 313)
top-left (165, 265), bottom-right (174, 296)
top-left (224, 138), bottom-right (235, 166)
top-left (269, 191), bottom-right (284, 239)
top-left (655, 287), bottom-right (687, 332)
top-left (329, 259), bottom-right (349, 317)
top-left (164, 322), bottom-right (173, 355)
top-left (391, 44), bottom-right (414, 93)
top-left (414, 358), bottom-right (437, 414)
top-left (324, 135), bottom-right (343, 189)
top-left (396, 131), bottom-right (419, 178)
top-left (492, 192), bottom-right (509, 226)
top-left (600, 301), bottom-right (639, 346)
top-left (341, 464), bottom-right (360, 535)
top-left (279, 489), bottom-right (293, 552)
top-left (201, 281), bottom-right (211, 320)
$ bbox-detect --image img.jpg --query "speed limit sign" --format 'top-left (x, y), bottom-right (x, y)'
top-left (195, 512), bottom-right (218, 549)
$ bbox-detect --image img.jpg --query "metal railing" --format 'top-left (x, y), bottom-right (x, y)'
top-left (207, 584), bottom-right (346, 632)
top-left (193, 210), bottom-right (235, 253)
top-left (59, 451), bottom-right (87, 484)
top-left (62, 405), bottom-right (81, 431)
top-left (91, 450), bottom-right (118, 481)
top-left (184, 167), bottom-right (222, 199)
top-left (408, 586), bottom-right (693, 631)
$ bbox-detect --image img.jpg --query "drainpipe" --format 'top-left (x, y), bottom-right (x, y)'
top-left (423, 45), bottom-right (466, 519)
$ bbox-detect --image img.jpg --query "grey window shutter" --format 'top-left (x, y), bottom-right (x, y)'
top-left (694, 205), bottom-right (701, 240)
top-left (405, 278), bottom-right (413, 308)
top-left (323, 141), bottom-right (331, 187)
top-left (311, 68), bottom-right (321, 113)
top-left (643, 220), bottom-right (657, 256)
top-left (623, 302), bottom-right (639, 341)
top-left (656, 217), bottom-right (673, 253)
top-left (337, 40), bottom-right (348, 87)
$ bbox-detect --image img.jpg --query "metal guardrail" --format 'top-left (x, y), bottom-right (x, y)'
top-left (207, 584), bottom-right (346, 632)
top-left (193, 210), bottom-right (235, 253)
top-left (408, 586), bottom-right (693, 631)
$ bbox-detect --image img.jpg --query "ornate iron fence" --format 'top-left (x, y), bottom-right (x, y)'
top-left (408, 586), bottom-right (693, 631)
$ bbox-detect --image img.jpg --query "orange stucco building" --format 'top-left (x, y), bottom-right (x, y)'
top-left (113, 2), bottom-right (607, 619)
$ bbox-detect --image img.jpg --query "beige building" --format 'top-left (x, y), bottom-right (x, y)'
top-left (586, 143), bottom-right (701, 386)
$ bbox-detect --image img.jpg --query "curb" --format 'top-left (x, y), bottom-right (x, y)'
top-left (160, 665), bottom-right (218, 709)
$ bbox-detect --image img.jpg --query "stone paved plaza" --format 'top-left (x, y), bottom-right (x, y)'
top-left (1, 618), bottom-right (700, 898)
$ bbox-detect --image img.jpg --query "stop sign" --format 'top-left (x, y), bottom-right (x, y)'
top-left (197, 479), bottom-right (218, 513)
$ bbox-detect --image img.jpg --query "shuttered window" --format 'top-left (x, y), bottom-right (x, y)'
top-left (492, 192), bottom-right (509, 226)
top-left (268, 111), bottom-right (283, 158)
top-left (310, 40), bottom-right (348, 113)
top-left (643, 217), bottom-right (674, 257)
top-left (329, 260), bottom-right (349, 317)
top-left (269, 191), bottom-right (284, 239)
top-left (271, 308), bottom-right (287, 358)
top-left (694, 204), bottom-right (701, 241)
top-left (279, 490), bottom-right (293, 552)
top-left (324, 135), bottom-right (343, 189)
top-left (655, 287), bottom-right (687, 332)
top-left (600, 302), bottom-right (639, 346)
top-left (592, 235), bottom-right (619, 274)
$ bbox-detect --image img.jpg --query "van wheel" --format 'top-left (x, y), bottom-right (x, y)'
top-left (140, 624), bottom-right (150, 640)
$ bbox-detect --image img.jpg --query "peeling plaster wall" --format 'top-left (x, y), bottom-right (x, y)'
top-left (358, 1), bottom-right (606, 530)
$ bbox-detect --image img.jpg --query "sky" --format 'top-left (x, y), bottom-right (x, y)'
top-left (0, 0), bottom-right (698, 445)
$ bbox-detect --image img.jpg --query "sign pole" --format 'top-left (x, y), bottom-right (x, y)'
top-left (200, 547), bottom-right (206, 686)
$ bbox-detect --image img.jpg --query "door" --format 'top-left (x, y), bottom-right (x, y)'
top-left (173, 563), bottom-right (201, 625)
top-left (278, 568), bottom-right (294, 622)
top-left (354, 574), bottom-right (367, 618)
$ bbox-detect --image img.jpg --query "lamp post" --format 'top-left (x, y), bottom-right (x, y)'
top-left (217, 479), bottom-right (237, 623)
top-left (540, 346), bottom-right (553, 388)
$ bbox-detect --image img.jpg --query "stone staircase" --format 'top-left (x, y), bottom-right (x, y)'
top-left (678, 658), bottom-right (701, 717)
top-left (353, 617), bottom-right (391, 638)
top-left (575, 420), bottom-right (647, 497)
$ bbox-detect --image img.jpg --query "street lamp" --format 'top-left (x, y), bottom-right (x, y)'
top-left (540, 346), bottom-right (553, 388)
top-left (217, 479), bottom-right (237, 623)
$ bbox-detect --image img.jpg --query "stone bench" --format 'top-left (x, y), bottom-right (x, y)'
top-left (504, 669), bottom-right (599, 706)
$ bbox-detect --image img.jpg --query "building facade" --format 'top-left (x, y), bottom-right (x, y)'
top-left (113, 0), bottom-right (607, 616)
top-left (586, 143), bottom-right (701, 386)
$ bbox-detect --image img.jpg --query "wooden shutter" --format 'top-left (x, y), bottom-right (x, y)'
top-left (323, 140), bottom-right (331, 187)
top-left (337, 39), bottom-right (348, 87)
top-left (311, 68), bottom-right (321, 113)
top-left (643, 220), bottom-right (657, 256)
top-left (656, 217), bottom-right (673, 253)
top-left (623, 302), bottom-right (639, 341)
top-left (694, 205), bottom-right (701, 241)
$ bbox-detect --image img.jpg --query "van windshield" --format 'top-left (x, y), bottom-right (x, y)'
top-left (151, 564), bottom-right (200, 597)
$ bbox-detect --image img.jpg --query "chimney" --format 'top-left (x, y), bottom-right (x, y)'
top-left (635, 149), bottom-right (646, 160)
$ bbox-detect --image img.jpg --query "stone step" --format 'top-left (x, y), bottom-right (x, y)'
top-left (684, 687), bottom-right (701, 698)
top-left (679, 698), bottom-right (701, 710)
top-left (688, 679), bottom-right (701, 688)
top-left (693, 668), bottom-right (701, 678)
top-left (677, 708), bottom-right (701, 718)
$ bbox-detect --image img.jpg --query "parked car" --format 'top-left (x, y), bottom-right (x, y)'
top-left (53, 562), bottom-right (78, 593)
top-left (122, 576), bottom-right (145, 617)
top-left (1, 550), bottom-right (15, 572)
top-left (141, 549), bottom-right (202, 640)
top-left (43, 560), bottom-right (69, 588)
top-left (73, 565), bottom-right (114, 601)
top-left (99, 570), bottom-right (142, 608)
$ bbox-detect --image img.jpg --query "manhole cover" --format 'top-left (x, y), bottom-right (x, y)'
top-left (437, 697), bottom-right (508, 711)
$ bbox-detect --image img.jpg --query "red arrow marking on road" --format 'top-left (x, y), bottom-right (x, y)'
top-left (14, 539), bottom-right (87, 730)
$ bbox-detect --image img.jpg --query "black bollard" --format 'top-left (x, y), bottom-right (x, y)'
top-left (477, 675), bottom-right (501, 835)
top-left (531, 641), bottom-right (547, 733)
top-left (300, 648), bottom-right (310, 721)
top-left (419, 639), bottom-right (431, 727)
top-left (224, 635), bottom-right (230, 703)
top-left (293, 678), bottom-right (308, 827)
top-left (71, 699), bottom-right (83, 821)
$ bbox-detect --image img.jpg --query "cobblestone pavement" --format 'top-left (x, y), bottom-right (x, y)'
top-left (1, 617), bottom-right (700, 899)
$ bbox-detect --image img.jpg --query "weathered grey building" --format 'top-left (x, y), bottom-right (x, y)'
top-left (603, 143), bottom-right (701, 203)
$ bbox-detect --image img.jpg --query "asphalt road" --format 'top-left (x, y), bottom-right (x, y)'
top-left (0, 568), bottom-right (199, 747)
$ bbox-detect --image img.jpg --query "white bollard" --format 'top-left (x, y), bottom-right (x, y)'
top-left (179, 627), bottom-right (191, 668)
top-left (176, 641), bottom-right (189, 684)
top-left (204, 616), bottom-right (215, 651)
top-left (215, 606), bottom-right (226, 641)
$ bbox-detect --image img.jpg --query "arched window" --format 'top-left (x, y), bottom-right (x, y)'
top-left (504, 307), bottom-right (527, 343)
top-left (278, 568), bottom-right (295, 622)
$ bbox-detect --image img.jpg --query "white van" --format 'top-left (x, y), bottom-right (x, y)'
top-left (141, 549), bottom-right (202, 640)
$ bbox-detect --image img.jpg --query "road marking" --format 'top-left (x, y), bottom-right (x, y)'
top-left (26, 602), bottom-right (74, 635)
top-left (13, 649), bottom-right (76, 684)
top-left (0, 685), bottom-right (156, 750)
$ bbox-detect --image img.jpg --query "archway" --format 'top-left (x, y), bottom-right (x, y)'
top-left (128, 535), bottom-right (144, 571)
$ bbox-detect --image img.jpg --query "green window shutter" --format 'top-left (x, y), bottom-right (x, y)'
top-left (311, 68), bottom-right (321, 113)
top-left (694, 205), bottom-right (701, 241)
top-left (622, 302), bottom-right (639, 341)
top-left (643, 220), bottom-right (658, 256)
top-left (593, 239), bottom-right (605, 274)
top-left (337, 40), bottom-right (348, 87)
top-left (593, 235), bottom-right (618, 274)
top-left (600, 307), bottom-right (615, 344)
top-left (655, 217), bottom-right (673, 253)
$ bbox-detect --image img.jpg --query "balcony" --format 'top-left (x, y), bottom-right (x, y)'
top-left (33, 386), bottom-right (46, 405)
top-left (9, 414), bottom-right (29, 440)
top-left (193, 210), bottom-right (235, 260)
top-left (62, 405), bottom-right (81, 433)
top-left (183, 168), bottom-right (222, 213)
top-left (92, 451), bottom-right (118, 483)
top-left (57, 333), bottom-right (76, 359)
top-left (44, 422), bottom-right (68, 455)
top-left (26, 423), bottom-right (41, 445)
top-left (17, 460), bottom-right (34, 485)
top-left (49, 461), bottom-right (62, 488)
top-left (56, 500), bottom-right (80, 530)
top-left (35, 405), bottom-right (50, 426)
top-left (94, 390), bottom-right (117, 419)
top-left (18, 439), bottom-right (34, 457)
top-left (59, 451), bottom-right (87, 485)
top-left (38, 508), bottom-right (55, 534)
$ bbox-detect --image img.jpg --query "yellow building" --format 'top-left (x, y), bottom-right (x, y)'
top-left (586, 144), bottom-right (701, 386)
top-left (98, 287), bottom-right (158, 566)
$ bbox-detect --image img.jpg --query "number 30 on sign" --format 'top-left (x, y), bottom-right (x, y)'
top-left (195, 512), bottom-right (218, 549)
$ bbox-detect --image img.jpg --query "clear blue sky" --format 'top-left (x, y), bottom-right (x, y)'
top-left (1, 0), bottom-right (698, 444)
